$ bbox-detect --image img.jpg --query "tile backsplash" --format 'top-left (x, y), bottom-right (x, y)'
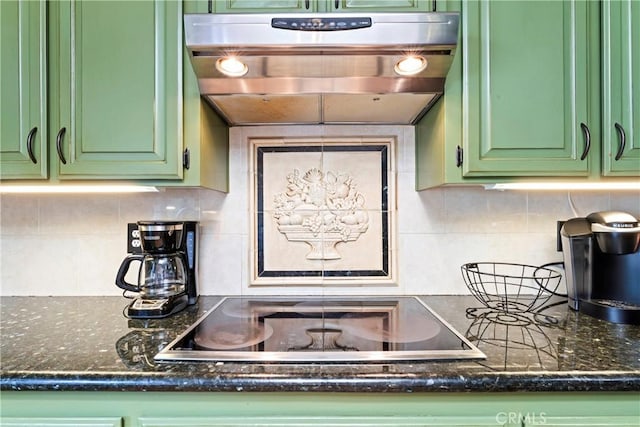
top-left (1, 125), bottom-right (638, 297)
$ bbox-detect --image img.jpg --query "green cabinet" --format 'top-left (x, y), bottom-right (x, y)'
top-left (212, 0), bottom-right (432, 13)
top-left (1, 392), bottom-right (639, 427)
top-left (1, 418), bottom-right (121, 427)
top-left (460, 0), bottom-right (593, 177)
top-left (601, 0), bottom-right (640, 176)
top-left (48, 0), bottom-right (183, 180)
top-left (0, 0), bottom-right (47, 179)
top-left (1, 0), bottom-right (228, 190)
top-left (416, 0), bottom-right (640, 189)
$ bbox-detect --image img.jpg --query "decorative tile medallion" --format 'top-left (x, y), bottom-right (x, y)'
top-left (250, 138), bottom-right (396, 285)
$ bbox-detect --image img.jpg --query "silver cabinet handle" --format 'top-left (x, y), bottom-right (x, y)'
top-left (614, 122), bottom-right (626, 161)
top-left (26, 126), bottom-right (38, 164)
top-left (579, 123), bottom-right (591, 161)
top-left (56, 127), bottom-right (67, 164)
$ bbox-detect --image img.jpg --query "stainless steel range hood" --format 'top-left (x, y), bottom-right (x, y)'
top-left (184, 13), bottom-right (459, 125)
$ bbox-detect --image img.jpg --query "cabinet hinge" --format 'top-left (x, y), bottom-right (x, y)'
top-left (455, 145), bottom-right (463, 168)
top-left (183, 148), bottom-right (191, 170)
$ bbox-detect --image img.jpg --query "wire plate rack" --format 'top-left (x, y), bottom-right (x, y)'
top-left (461, 262), bottom-right (562, 314)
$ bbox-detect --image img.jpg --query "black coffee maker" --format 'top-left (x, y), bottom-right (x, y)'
top-left (116, 221), bottom-right (198, 318)
top-left (560, 211), bottom-right (640, 324)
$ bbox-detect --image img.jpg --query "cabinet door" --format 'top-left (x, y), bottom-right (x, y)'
top-left (0, 418), bottom-right (121, 427)
top-left (462, 0), bottom-right (593, 177)
top-left (336, 0), bottom-right (432, 12)
top-left (212, 0), bottom-right (431, 13)
top-left (0, 0), bottom-right (47, 179)
top-left (531, 415), bottom-right (640, 426)
top-left (138, 415), bottom-right (513, 426)
top-left (213, 1), bottom-right (317, 13)
top-left (601, 0), bottom-right (640, 176)
top-left (48, 1), bottom-right (183, 180)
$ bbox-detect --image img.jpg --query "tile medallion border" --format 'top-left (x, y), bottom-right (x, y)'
top-left (250, 138), bottom-right (397, 286)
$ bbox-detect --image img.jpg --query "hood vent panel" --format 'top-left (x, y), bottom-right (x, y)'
top-left (185, 13), bottom-right (459, 125)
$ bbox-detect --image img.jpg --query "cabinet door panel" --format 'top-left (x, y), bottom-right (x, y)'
top-left (50, 1), bottom-right (182, 179)
top-left (463, 0), bottom-right (591, 177)
top-left (1, 418), bottom-right (121, 427)
top-left (602, 0), bottom-right (640, 176)
top-left (214, 1), bottom-right (315, 13)
top-left (0, 0), bottom-right (47, 179)
top-left (139, 415), bottom-right (511, 426)
top-left (339, 0), bottom-right (431, 12)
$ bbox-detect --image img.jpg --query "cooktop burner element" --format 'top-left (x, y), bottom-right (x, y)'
top-left (155, 296), bottom-right (485, 362)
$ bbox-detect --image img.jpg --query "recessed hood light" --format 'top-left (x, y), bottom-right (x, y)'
top-left (216, 57), bottom-right (248, 77)
top-left (394, 56), bottom-right (427, 76)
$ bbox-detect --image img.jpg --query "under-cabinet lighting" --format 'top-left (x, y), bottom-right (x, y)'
top-left (0, 185), bottom-right (159, 194)
top-left (484, 182), bottom-right (640, 191)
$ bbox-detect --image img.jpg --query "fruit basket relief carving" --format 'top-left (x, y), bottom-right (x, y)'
top-left (273, 167), bottom-right (369, 260)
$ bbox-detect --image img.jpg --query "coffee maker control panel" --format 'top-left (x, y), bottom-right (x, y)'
top-left (186, 231), bottom-right (195, 268)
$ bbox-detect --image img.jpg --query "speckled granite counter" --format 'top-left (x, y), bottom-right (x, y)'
top-left (1, 296), bottom-right (639, 393)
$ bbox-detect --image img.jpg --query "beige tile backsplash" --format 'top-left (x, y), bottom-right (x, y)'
top-left (1, 125), bottom-right (639, 296)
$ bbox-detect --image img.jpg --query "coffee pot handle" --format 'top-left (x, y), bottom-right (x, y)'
top-left (115, 254), bottom-right (144, 292)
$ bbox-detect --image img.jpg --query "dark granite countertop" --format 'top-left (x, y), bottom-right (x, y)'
top-left (1, 296), bottom-right (639, 393)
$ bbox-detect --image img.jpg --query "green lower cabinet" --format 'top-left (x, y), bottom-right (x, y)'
top-left (0, 0), bottom-right (47, 180)
top-left (601, 0), bottom-right (640, 176)
top-left (137, 415), bottom-right (507, 426)
top-left (1, 418), bottom-right (121, 427)
top-left (48, 0), bottom-right (183, 180)
top-left (1, 392), bottom-right (638, 427)
top-left (539, 416), bottom-right (640, 427)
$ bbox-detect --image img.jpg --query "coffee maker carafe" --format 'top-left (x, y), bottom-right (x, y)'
top-left (560, 211), bottom-right (640, 324)
top-left (116, 221), bottom-right (198, 318)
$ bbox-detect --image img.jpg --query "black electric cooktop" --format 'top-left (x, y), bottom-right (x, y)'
top-left (155, 296), bottom-right (485, 363)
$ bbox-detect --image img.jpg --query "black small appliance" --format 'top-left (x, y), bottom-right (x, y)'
top-left (560, 211), bottom-right (640, 324)
top-left (116, 221), bottom-right (198, 319)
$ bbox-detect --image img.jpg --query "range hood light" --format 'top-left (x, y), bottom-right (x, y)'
top-left (216, 57), bottom-right (248, 77)
top-left (394, 56), bottom-right (427, 76)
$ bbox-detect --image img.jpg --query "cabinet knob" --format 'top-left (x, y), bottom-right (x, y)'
top-left (56, 127), bottom-right (67, 165)
top-left (614, 122), bottom-right (626, 161)
top-left (579, 123), bottom-right (591, 161)
top-left (26, 126), bottom-right (38, 164)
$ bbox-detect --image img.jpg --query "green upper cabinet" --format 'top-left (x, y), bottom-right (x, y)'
top-left (212, 0), bottom-right (432, 13)
top-left (416, 0), bottom-right (639, 189)
top-left (48, 0), bottom-right (183, 180)
top-left (213, 0), bottom-right (319, 13)
top-left (601, 0), bottom-right (640, 176)
top-left (0, 0), bottom-right (47, 180)
top-left (462, 0), bottom-right (593, 177)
